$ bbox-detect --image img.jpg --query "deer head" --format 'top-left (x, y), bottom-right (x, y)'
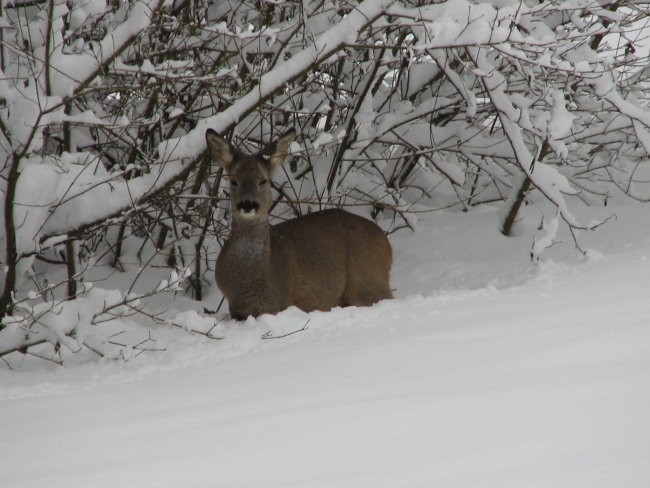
top-left (205, 129), bottom-right (296, 225)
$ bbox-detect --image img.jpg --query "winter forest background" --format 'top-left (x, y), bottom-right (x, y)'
top-left (0, 0), bottom-right (648, 360)
top-left (2, 1), bottom-right (650, 485)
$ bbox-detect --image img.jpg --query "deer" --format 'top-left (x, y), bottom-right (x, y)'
top-left (205, 128), bottom-right (393, 320)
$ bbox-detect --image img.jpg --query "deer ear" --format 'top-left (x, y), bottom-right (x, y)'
top-left (206, 129), bottom-right (234, 168)
top-left (265, 129), bottom-right (296, 171)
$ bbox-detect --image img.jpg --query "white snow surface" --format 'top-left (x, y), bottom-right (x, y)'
top-left (2, 203), bottom-right (650, 487)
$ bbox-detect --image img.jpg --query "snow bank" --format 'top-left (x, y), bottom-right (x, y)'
top-left (1, 204), bottom-right (649, 487)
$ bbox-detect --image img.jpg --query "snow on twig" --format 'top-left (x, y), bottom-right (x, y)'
top-left (0, 267), bottom-right (191, 360)
top-left (472, 46), bottom-right (588, 231)
top-left (34, 0), bottom-right (395, 247)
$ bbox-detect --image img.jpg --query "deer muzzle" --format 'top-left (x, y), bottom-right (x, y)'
top-left (237, 200), bottom-right (260, 219)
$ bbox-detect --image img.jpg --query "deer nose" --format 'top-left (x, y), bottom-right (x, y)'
top-left (236, 200), bottom-right (260, 219)
top-left (237, 200), bottom-right (259, 212)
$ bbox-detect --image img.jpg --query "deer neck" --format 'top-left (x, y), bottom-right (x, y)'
top-left (228, 218), bottom-right (272, 267)
top-left (220, 217), bottom-right (279, 316)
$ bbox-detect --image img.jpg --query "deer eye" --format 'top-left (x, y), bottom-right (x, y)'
top-left (259, 179), bottom-right (268, 186)
top-left (230, 181), bottom-right (239, 188)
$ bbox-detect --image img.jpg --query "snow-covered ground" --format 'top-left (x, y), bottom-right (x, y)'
top-left (2, 203), bottom-right (650, 487)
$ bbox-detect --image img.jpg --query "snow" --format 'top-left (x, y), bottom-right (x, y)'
top-left (472, 46), bottom-right (585, 230)
top-left (531, 213), bottom-right (560, 261)
top-left (548, 90), bottom-right (575, 140)
top-left (1, 202), bottom-right (650, 487)
top-left (13, 152), bottom-right (121, 255)
top-left (47, 0), bottom-right (163, 97)
top-left (157, 0), bottom-right (396, 163)
top-left (4, 0), bottom-right (396, 252)
top-left (1, 0), bottom-right (650, 482)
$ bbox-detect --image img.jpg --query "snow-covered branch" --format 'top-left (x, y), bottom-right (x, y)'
top-left (34, 0), bottom-right (396, 245)
top-left (157, 0), bottom-right (396, 159)
top-left (0, 268), bottom-right (191, 360)
top-left (472, 47), bottom-right (582, 228)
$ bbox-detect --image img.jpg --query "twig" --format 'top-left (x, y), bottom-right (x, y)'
top-left (261, 320), bottom-right (310, 340)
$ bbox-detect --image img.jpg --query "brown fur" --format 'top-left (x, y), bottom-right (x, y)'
top-left (206, 129), bottom-right (393, 320)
